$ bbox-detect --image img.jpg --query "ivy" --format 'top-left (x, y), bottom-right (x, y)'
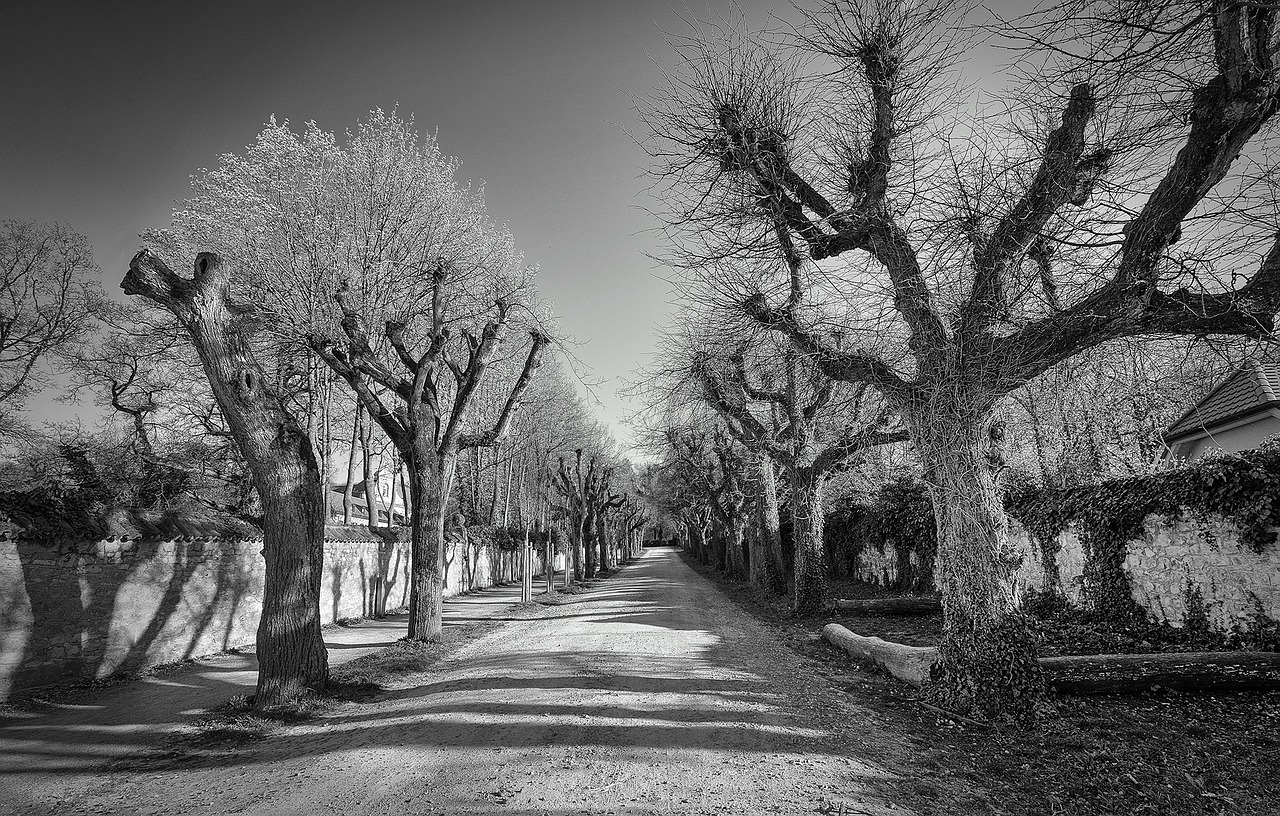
top-left (1006, 445), bottom-right (1280, 622)
top-left (828, 476), bottom-right (937, 592)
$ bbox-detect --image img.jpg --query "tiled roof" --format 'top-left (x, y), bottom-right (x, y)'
top-left (1165, 360), bottom-right (1280, 440)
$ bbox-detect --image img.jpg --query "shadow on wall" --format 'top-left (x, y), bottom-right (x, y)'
top-left (0, 536), bottom-right (258, 701)
top-left (0, 523), bottom-right (543, 702)
top-left (0, 529), bottom-right (418, 702)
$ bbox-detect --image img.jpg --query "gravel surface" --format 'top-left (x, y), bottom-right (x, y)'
top-left (20, 547), bottom-right (930, 816)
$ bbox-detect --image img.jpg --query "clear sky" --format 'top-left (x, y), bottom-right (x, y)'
top-left (3, 0), bottom-right (817, 445)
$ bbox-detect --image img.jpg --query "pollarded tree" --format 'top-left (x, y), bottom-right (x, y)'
top-left (644, 1), bottom-right (1280, 718)
top-left (123, 252), bottom-right (328, 707)
top-left (317, 273), bottom-right (548, 640)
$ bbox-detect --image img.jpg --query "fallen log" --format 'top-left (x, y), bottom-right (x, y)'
top-left (1041, 651), bottom-right (1280, 693)
top-left (832, 597), bottom-right (941, 615)
top-left (820, 623), bottom-right (938, 687)
top-left (821, 624), bottom-right (1280, 694)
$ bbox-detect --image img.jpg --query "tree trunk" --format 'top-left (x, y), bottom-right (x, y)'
top-left (789, 469), bottom-right (827, 614)
top-left (123, 251), bottom-right (328, 708)
top-left (406, 450), bottom-right (456, 641)
top-left (359, 409), bottom-right (384, 530)
top-left (913, 406), bottom-right (1044, 720)
top-left (597, 512), bottom-right (614, 573)
top-left (832, 597), bottom-right (941, 614)
top-left (750, 454), bottom-right (785, 592)
top-left (1041, 651), bottom-right (1280, 694)
top-left (583, 505), bottom-right (599, 578)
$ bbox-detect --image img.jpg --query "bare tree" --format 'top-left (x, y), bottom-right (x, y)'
top-left (0, 220), bottom-right (106, 435)
top-left (314, 273), bottom-right (549, 640)
top-left (643, 1), bottom-right (1280, 717)
top-left (148, 111), bottom-right (552, 643)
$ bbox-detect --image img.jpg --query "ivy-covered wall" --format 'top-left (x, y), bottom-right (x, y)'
top-left (0, 524), bottom-right (543, 701)
top-left (831, 449), bottom-right (1280, 638)
top-left (1006, 447), bottom-right (1280, 634)
top-left (827, 477), bottom-right (937, 593)
top-left (1008, 513), bottom-right (1280, 632)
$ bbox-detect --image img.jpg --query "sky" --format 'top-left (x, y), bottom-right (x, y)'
top-left (2, 1), bottom-right (1026, 448)
top-left (2, 0), bottom-right (822, 446)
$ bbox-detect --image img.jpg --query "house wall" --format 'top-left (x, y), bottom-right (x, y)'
top-left (846, 513), bottom-right (1279, 633)
top-left (1170, 413), bottom-right (1280, 460)
top-left (0, 527), bottom-right (543, 701)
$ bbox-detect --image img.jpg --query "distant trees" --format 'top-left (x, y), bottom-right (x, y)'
top-left (644, 1), bottom-right (1280, 718)
top-left (0, 220), bottom-right (106, 437)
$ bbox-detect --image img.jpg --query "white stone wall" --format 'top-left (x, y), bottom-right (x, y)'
top-left (849, 544), bottom-right (924, 589)
top-left (854, 544), bottom-right (897, 587)
top-left (1007, 513), bottom-right (1280, 632)
top-left (1009, 520), bottom-right (1087, 605)
top-left (1124, 515), bottom-right (1280, 630)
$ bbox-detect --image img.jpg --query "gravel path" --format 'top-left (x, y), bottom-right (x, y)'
top-left (12, 548), bottom-right (920, 816)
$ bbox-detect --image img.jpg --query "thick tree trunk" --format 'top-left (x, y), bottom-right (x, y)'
top-left (913, 406), bottom-right (1044, 720)
top-left (1042, 652), bottom-right (1280, 694)
top-left (789, 469), bottom-right (827, 614)
top-left (124, 251), bottom-right (327, 708)
top-left (723, 512), bottom-right (747, 580)
top-left (406, 450), bottom-right (456, 641)
top-left (833, 597), bottom-right (941, 614)
top-left (562, 524), bottom-right (575, 589)
top-left (751, 454), bottom-right (785, 593)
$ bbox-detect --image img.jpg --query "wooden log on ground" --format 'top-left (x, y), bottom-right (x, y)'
top-left (821, 623), bottom-right (939, 687)
top-left (832, 597), bottom-right (941, 615)
top-left (1041, 651), bottom-right (1280, 693)
top-left (823, 624), bottom-right (1280, 694)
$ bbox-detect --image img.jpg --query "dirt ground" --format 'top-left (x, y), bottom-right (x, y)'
top-left (3, 548), bottom-right (965, 816)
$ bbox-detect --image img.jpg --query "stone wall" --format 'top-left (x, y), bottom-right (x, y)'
top-left (0, 526), bottom-right (542, 701)
top-left (843, 513), bottom-right (1279, 634)
top-left (1012, 514), bottom-right (1280, 632)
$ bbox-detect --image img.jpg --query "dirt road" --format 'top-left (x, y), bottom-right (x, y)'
top-left (15, 548), bottom-right (920, 816)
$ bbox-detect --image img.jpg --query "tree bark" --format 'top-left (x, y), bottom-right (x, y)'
top-left (1041, 652), bottom-right (1280, 694)
top-left (343, 409), bottom-right (359, 525)
top-left (583, 504), bottom-right (599, 578)
top-left (912, 404), bottom-right (1044, 719)
top-left (123, 251), bottom-right (327, 708)
top-left (406, 450), bottom-right (455, 641)
top-left (597, 511), bottom-right (613, 573)
top-left (789, 468), bottom-right (827, 614)
top-left (751, 453), bottom-right (786, 593)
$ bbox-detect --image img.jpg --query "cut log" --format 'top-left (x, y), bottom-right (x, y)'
top-left (821, 624), bottom-right (938, 687)
top-left (832, 597), bottom-right (941, 615)
top-left (823, 623), bottom-right (1280, 694)
top-left (1041, 652), bottom-right (1280, 693)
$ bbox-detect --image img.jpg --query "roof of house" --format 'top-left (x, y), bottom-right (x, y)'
top-left (1165, 359), bottom-right (1280, 441)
